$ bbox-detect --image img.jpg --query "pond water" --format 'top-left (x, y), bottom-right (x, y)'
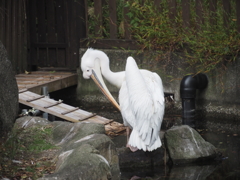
top-left (49, 86), bottom-right (240, 180)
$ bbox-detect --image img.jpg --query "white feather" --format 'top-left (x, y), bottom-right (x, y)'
top-left (81, 49), bottom-right (165, 151)
top-left (119, 57), bottom-right (164, 151)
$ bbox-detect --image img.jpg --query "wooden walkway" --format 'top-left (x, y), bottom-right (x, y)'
top-left (16, 71), bottom-right (77, 94)
top-left (18, 88), bottom-right (126, 136)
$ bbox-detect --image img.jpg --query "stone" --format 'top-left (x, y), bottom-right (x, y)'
top-left (46, 135), bottom-right (120, 180)
top-left (51, 121), bottom-right (105, 145)
top-left (164, 125), bottom-right (217, 164)
top-left (0, 41), bottom-right (18, 136)
top-left (14, 117), bottom-right (120, 180)
top-left (14, 116), bottom-right (51, 129)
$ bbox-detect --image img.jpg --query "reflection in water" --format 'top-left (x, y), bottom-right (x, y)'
top-left (168, 164), bottom-right (217, 180)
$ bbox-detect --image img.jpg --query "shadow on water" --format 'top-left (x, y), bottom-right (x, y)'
top-left (47, 86), bottom-right (240, 180)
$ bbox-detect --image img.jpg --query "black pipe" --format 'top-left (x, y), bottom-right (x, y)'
top-left (180, 73), bottom-right (208, 128)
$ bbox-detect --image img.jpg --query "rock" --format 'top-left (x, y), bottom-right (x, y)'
top-left (0, 41), bottom-right (18, 136)
top-left (51, 121), bottom-right (105, 145)
top-left (164, 125), bottom-right (217, 164)
top-left (45, 134), bottom-right (120, 180)
top-left (14, 116), bottom-right (51, 129)
top-left (14, 117), bottom-right (120, 180)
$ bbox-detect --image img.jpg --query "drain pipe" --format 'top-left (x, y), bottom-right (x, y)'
top-left (180, 73), bottom-right (208, 128)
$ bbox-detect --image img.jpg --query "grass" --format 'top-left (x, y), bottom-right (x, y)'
top-left (0, 125), bottom-right (57, 179)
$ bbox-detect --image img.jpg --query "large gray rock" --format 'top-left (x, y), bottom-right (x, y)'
top-left (164, 125), bottom-right (217, 164)
top-left (0, 41), bottom-right (18, 136)
top-left (14, 117), bottom-right (120, 180)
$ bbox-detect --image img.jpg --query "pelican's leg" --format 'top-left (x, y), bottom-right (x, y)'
top-left (126, 127), bottom-right (138, 152)
top-left (126, 126), bottom-right (131, 146)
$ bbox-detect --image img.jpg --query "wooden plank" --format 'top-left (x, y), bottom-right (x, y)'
top-left (123, 1), bottom-right (131, 39)
top-left (29, 0), bottom-right (38, 67)
top-left (182, 0), bottom-right (190, 29)
top-left (16, 71), bottom-right (77, 93)
top-left (32, 43), bottom-right (67, 48)
top-left (168, 0), bottom-right (177, 21)
top-left (19, 91), bottom-right (112, 124)
top-left (0, 0), bottom-right (6, 45)
top-left (209, 0), bottom-right (217, 25)
top-left (222, 0), bottom-right (231, 30)
top-left (196, 0), bottom-right (204, 30)
top-left (37, 0), bottom-right (46, 42)
top-left (56, 0), bottom-right (65, 43)
top-left (37, 0), bottom-right (47, 66)
top-left (237, 0), bottom-right (240, 33)
top-left (80, 39), bottom-right (140, 50)
top-left (109, 0), bottom-right (117, 39)
top-left (94, 0), bottom-right (103, 37)
top-left (56, 0), bottom-right (67, 67)
top-left (19, 90), bottom-right (126, 135)
top-left (154, 0), bottom-right (162, 12)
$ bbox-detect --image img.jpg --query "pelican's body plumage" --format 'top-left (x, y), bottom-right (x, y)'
top-left (81, 48), bottom-right (165, 151)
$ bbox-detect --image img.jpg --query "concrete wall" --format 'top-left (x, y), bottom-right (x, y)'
top-left (77, 48), bottom-right (240, 124)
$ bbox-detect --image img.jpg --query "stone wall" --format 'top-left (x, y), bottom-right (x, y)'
top-left (77, 48), bottom-right (240, 125)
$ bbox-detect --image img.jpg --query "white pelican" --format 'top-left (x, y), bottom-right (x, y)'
top-left (81, 48), bottom-right (165, 152)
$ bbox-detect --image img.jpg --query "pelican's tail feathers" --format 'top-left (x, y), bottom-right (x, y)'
top-left (128, 129), bottom-right (162, 152)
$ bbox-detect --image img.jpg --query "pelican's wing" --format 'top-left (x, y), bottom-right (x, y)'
top-left (119, 57), bottom-right (164, 151)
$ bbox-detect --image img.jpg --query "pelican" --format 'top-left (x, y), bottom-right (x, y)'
top-left (81, 48), bottom-right (165, 152)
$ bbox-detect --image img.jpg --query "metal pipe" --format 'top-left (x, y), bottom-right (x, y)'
top-left (180, 73), bottom-right (208, 128)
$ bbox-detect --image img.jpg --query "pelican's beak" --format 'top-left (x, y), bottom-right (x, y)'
top-left (90, 70), bottom-right (120, 111)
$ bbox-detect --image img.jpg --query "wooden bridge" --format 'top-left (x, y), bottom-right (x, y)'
top-left (17, 71), bottom-right (126, 136)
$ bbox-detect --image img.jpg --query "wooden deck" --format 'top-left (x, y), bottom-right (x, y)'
top-left (16, 71), bottom-right (77, 94)
top-left (17, 72), bottom-right (126, 136)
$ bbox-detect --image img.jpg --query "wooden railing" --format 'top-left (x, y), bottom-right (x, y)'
top-left (81, 0), bottom-right (240, 49)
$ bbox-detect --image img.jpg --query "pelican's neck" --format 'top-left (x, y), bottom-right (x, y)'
top-left (95, 50), bottom-right (124, 89)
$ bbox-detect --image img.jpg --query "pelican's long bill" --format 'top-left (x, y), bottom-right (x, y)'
top-left (91, 70), bottom-right (121, 111)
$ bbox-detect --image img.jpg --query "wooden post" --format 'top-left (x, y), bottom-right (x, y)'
top-left (237, 0), bottom-right (240, 33)
top-left (94, 0), bottom-right (103, 37)
top-left (222, 0), bottom-right (231, 31)
top-left (182, 0), bottom-right (190, 30)
top-left (109, 0), bottom-right (117, 39)
top-left (196, 0), bottom-right (204, 31)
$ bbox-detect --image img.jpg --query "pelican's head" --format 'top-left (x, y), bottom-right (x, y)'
top-left (81, 48), bottom-right (120, 111)
top-left (81, 48), bottom-right (96, 79)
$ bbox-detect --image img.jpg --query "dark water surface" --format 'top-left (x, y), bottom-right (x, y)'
top-left (49, 86), bottom-right (240, 180)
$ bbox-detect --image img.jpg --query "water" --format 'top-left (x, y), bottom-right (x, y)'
top-left (49, 86), bottom-right (240, 180)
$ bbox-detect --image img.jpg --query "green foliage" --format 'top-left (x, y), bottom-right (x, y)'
top-left (125, 0), bottom-right (240, 73)
top-left (87, 0), bottom-right (125, 38)
top-left (86, 0), bottom-right (240, 74)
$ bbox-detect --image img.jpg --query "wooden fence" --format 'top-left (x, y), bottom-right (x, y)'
top-left (0, 0), bottom-right (28, 74)
top-left (0, 0), bottom-right (86, 74)
top-left (1, 0), bottom-right (240, 73)
top-left (81, 0), bottom-right (240, 49)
